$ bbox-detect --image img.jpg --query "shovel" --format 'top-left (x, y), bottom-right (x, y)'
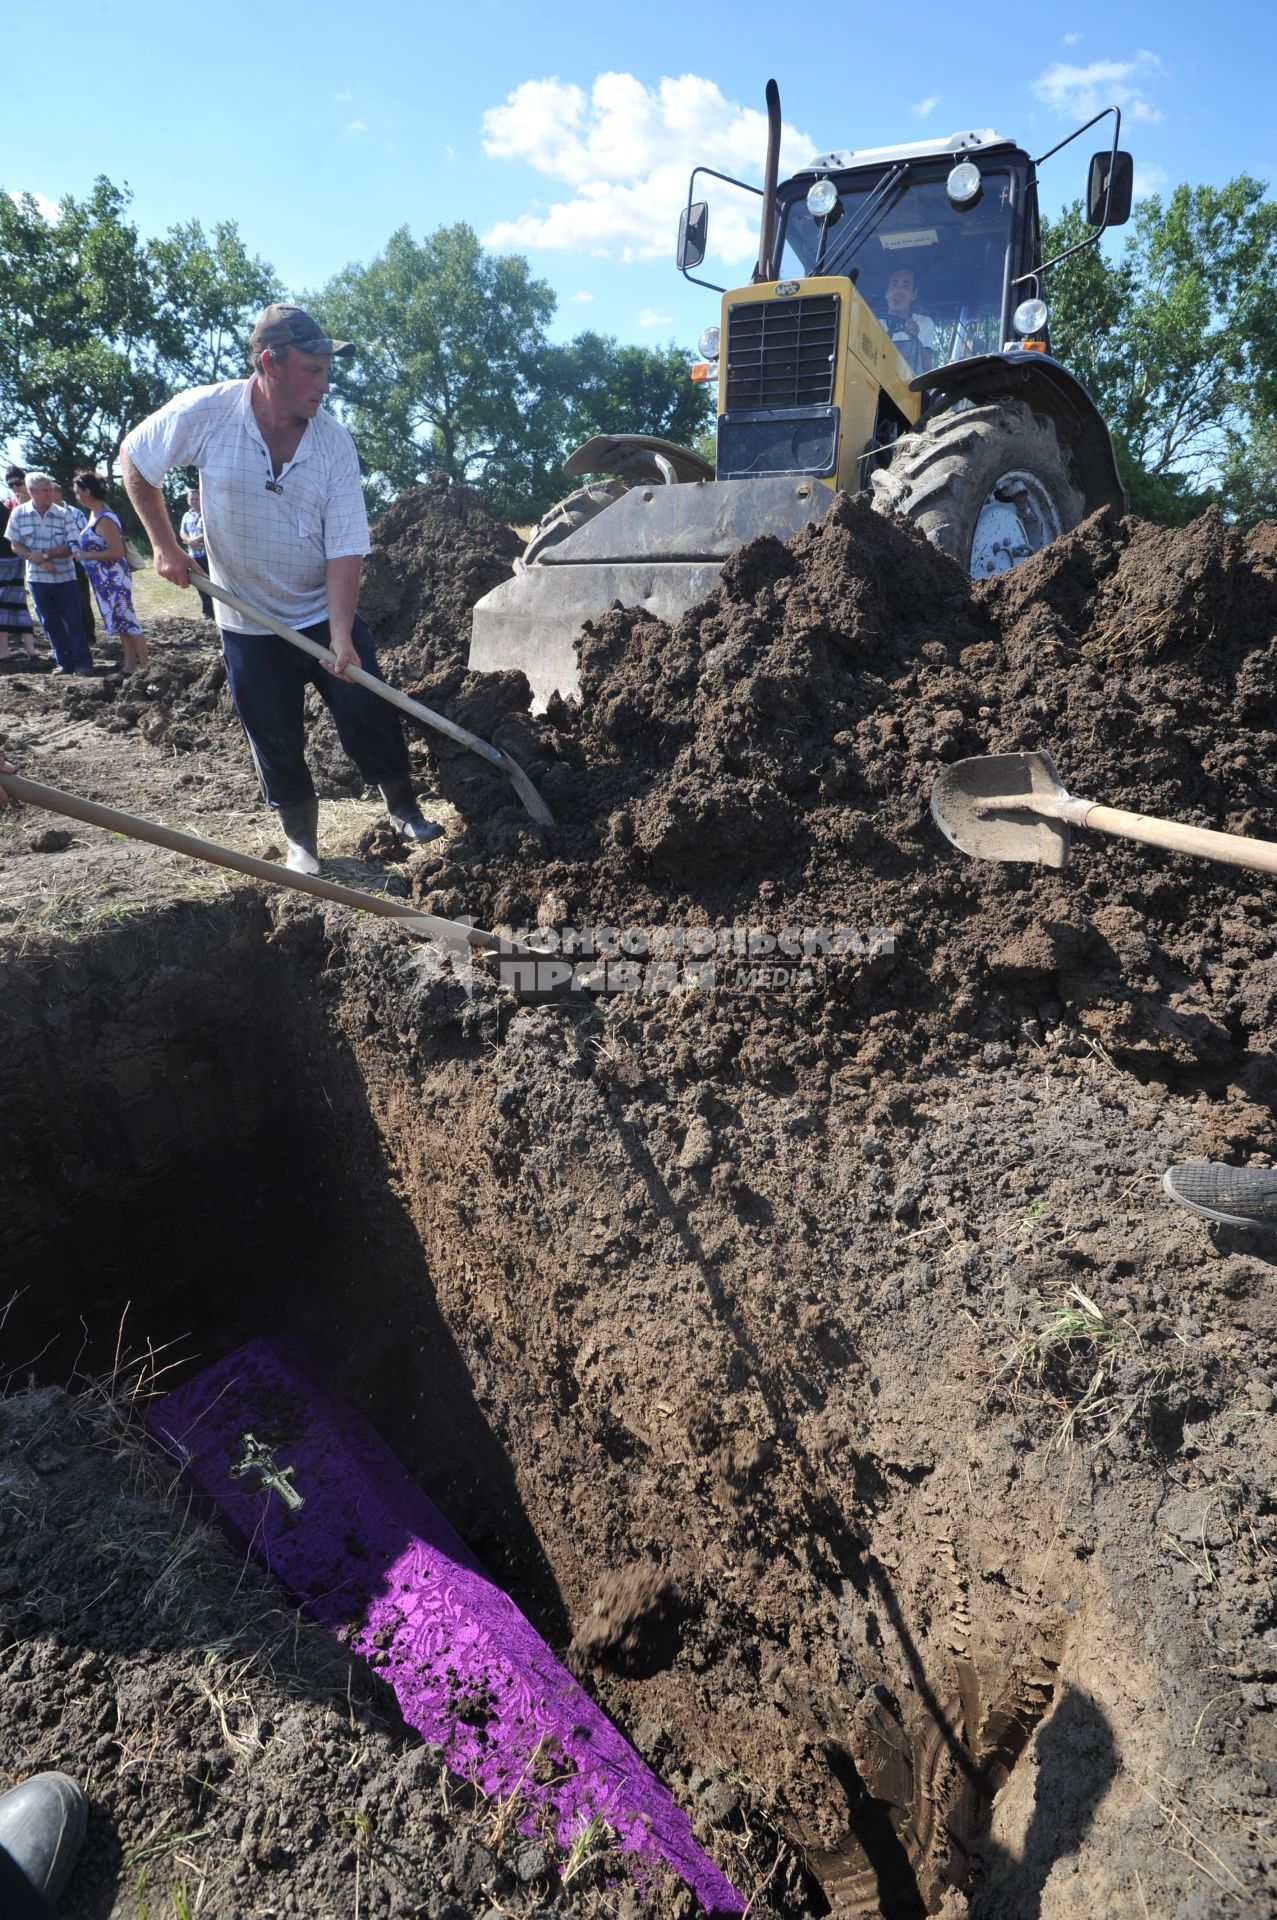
top-left (930, 750), bottom-right (1277, 877)
top-left (0, 771), bottom-right (548, 972)
top-left (187, 569), bottom-right (555, 829)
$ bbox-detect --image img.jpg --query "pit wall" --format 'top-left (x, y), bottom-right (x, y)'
top-left (0, 897), bottom-right (1235, 1919)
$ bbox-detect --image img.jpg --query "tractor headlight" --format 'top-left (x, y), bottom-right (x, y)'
top-left (806, 177), bottom-right (840, 219)
top-left (947, 161), bottom-right (982, 207)
top-left (698, 325), bottom-right (720, 360)
top-left (1013, 297), bottom-right (1049, 336)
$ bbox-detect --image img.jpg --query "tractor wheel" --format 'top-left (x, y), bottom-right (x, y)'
top-left (519, 479), bottom-right (630, 570)
top-left (870, 399), bottom-right (1086, 579)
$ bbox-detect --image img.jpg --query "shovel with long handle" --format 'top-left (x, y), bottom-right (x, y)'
top-left (0, 772), bottom-right (547, 967)
top-left (931, 750), bottom-right (1277, 877)
top-left (187, 568), bottom-right (555, 829)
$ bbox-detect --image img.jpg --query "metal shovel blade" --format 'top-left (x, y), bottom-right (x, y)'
top-left (930, 751), bottom-right (1072, 869)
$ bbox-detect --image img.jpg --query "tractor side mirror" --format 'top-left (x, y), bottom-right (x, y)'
top-left (1087, 150), bottom-right (1133, 227)
top-left (677, 202), bottom-right (709, 271)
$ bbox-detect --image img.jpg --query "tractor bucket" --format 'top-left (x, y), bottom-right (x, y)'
top-left (469, 476), bottom-right (833, 706)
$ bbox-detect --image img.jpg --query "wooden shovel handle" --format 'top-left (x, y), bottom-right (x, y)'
top-left (189, 570), bottom-right (556, 829)
top-left (1075, 800), bottom-right (1277, 877)
top-left (0, 771), bottom-right (511, 953)
top-left (189, 570), bottom-right (506, 765)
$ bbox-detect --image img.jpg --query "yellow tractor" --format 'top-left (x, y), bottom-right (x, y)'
top-left (470, 82), bottom-right (1133, 704)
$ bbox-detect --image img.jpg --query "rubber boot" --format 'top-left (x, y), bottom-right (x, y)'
top-left (279, 796), bottom-right (320, 875)
top-left (0, 1772), bottom-right (88, 1907)
top-left (379, 778), bottom-right (443, 844)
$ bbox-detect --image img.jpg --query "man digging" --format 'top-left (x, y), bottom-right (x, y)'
top-left (122, 303), bottom-right (441, 871)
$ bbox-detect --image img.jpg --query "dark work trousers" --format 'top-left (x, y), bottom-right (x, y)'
top-left (221, 612), bottom-right (411, 811)
top-left (29, 579), bottom-right (92, 672)
top-left (76, 561), bottom-right (96, 641)
top-left (190, 554), bottom-right (214, 619)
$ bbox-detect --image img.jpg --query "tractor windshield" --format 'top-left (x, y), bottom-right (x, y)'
top-left (776, 157), bottom-right (1027, 372)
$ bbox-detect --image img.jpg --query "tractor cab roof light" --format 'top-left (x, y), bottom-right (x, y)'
top-left (806, 177), bottom-right (840, 219)
top-left (947, 160), bottom-right (982, 207)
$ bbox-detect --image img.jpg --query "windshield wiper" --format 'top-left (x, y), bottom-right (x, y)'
top-left (817, 161), bottom-right (911, 281)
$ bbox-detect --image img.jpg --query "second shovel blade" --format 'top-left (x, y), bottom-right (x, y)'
top-left (930, 751), bottom-right (1072, 869)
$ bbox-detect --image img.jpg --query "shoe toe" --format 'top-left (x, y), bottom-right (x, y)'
top-left (0, 1772), bottom-right (88, 1903)
top-left (401, 816), bottom-right (444, 844)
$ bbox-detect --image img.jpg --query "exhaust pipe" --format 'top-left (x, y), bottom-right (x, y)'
top-left (754, 79), bottom-right (781, 283)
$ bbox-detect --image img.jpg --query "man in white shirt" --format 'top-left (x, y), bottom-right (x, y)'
top-left (5, 473), bottom-right (95, 675)
top-left (121, 303), bottom-right (440, 871)
top-left (882, 267), bottom-right (936, 377)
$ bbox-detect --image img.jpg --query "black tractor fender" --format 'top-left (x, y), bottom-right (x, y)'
top-left (908, 350), bottom-right (1127, 515)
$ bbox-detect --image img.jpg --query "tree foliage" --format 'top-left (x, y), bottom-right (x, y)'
top-left (313, 224), bottom-right (558, 518)
top-left (0, 176), bottom-right (278, 490)
top-left (149, 220), bottom-right (282, 387)
top-left (1043, 176), bottom-right (1277, 526)
top-left (313, 225), bottom-right (710, 520)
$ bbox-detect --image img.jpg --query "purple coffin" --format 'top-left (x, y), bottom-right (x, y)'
top-left (150, 1336), bottom-right (742, 1916)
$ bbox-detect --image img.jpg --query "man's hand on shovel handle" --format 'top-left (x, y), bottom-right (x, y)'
top-left (154, 545), bottom-right (194, 588)
top-left (325, 627), bottom-right (357, 677)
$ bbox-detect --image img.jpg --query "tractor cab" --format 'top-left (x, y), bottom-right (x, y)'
top-left (776, 137), bottom-right (1034, 374)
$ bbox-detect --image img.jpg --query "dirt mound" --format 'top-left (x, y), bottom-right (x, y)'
top-left (361, 477), bottom-right (522, 694)
top-left (5, 491), bottom-right (1277, 1920)
top-left (412, 496), bottom-right (1277, 1091)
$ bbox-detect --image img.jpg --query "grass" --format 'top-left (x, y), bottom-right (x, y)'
top-left (560, 1811), bottom-right (613, 1887)
top-left (127, 567), bottom-right (204, 625)
top-left (999, 1281), bottom-right (1171, 1452)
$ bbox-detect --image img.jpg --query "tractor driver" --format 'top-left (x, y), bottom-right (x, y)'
top-left (882, 267), bottom-right (935, 377)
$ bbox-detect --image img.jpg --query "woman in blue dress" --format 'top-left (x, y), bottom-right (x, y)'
top-left (71, 471), bottom-right (149, 674)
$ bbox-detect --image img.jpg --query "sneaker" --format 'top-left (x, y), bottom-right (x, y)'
top-left (0, 1771), bottom-right (88, 1905)
top-left (1163, 1163), bottom-right (1277, 1229)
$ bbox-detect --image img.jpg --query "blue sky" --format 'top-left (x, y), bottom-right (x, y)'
top-left (6, 0), bottom-right (1275, 364)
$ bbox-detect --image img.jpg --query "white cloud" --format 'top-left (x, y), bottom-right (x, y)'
top-left (912, 95), bottom-right (941, 118)
top-left (444, 145), bottom-right (456, 160)
top-left (1132, 161), bottom-right (1168, 200)
top-left (1061, 32), bottom-right (1083, 46)
top-left (347, 120), bottom-right (366, 134)
top-left (8, 188), bottom-right (60, 222)
top-left (481, 72), bottom-right (815, 266)
top-left (1030, 49), bottom-right (1165, 124)
top-left (334, 89), bottom-right (352, 101)
top-left (568, 290), bottom-right (594, 302)
top-left (637, 307), bottom-right (673, 328)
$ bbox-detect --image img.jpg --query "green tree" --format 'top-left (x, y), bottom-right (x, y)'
top-left (0, 177), bottom-right (279, 493)
top-left (547, 330), bottom-right (710, 455)
top-left (149, 219), bottom-right (281, 387)
top-left (0, 177), bottom-right (168, 481)
top-left (313, 223), bottom-right (558, 517)
top-left (1042, 177), bottom-right (1277, 526)
top-left (314, 226), bottom-right (711, 519)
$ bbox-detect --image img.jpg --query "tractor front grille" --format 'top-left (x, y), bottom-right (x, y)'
top-left (724, 294), bottom-right (839, 412)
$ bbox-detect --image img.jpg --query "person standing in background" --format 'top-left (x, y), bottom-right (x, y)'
top-left (52, 483), bottom-right (99, 644)
top-left (5, 473), bottom-right (93, 675)
top-left (179, 485), bottom-right (214, 619)
top-left (1, 468), bottom-right (38, 666)
top-left (72, 472), bottom-right (149, 674)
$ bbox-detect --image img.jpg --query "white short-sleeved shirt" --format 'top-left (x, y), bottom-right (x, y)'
top-left (6, 501), bottom-right (83, 585)
top-left (121, 379), bottom-right (370, 632)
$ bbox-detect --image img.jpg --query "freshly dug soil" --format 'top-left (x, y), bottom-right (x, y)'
top-left (2, 490), bottom-right (1276, 1920)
